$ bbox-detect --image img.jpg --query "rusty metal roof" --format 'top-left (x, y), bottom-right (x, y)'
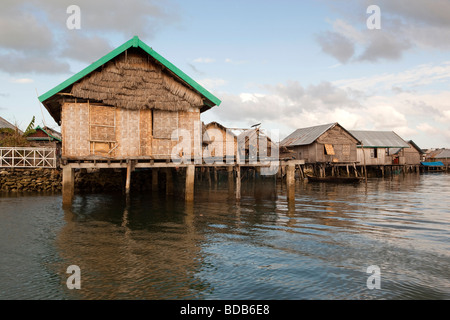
top-left (432, 149), bottom-right (450, 158)
top-left (280, 122), bottom-right (360, 147)
top-left (349, 130), bottom-right (409, 148)
top-left (280, 123), bottom-right (335, 147)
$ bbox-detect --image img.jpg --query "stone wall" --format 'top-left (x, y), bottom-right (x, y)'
top-left (0, 168), bottom-right (62, 193)
top-left (0, 167), bottom-right (155, 194)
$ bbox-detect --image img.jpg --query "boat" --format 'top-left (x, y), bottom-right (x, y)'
top-left (306, 175), bottom-right (363, 183)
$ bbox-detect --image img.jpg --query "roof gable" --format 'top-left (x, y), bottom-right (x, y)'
top-left (39, 36), bottom-right (221, 114)
top-left (281, 123), bottom-right (359, 147)
top-left (350, 130), bottom-right (409, 148)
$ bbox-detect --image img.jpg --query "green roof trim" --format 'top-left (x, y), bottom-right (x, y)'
top-left (38, 36), bottom-right (221, 107)
top-left (31, 125), bottom-right (62, 142)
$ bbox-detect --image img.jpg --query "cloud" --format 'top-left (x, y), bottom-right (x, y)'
top-left (10, 78), bottom-right (34, 84)
top-left (198, 78), bottom-right (228, 91)
top-left (61, 33), bottom-right (113, 64)
top-left (316, 31), bottom-right (355, 64)
top-left (333, 61), bottom-right (450, 92)
top-left (193, 57), bottom-right (215, 63)
top-left (225, 58), bottom-right (247, 65)
top-left (0, 0), bottom-right (180, 74)
top-left (318, 0), bottom-right (450, 63)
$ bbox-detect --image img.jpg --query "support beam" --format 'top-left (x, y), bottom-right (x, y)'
top-left (125, 160), bottom-right (132, 196)
top-left (62, 166), bottom-right (74, 206)
top-left (286, 163), bottom-right (295, 202)
top-left (185, 165), bottom-right (195, 202)
top-left (152, 168), bottom-right (158, 191)
top-left (166, 168), bottom-right (173, 195)
top-left (227, 166), bottom-right (234, 195)
top-left (236, 165), bottom-right (241, 201)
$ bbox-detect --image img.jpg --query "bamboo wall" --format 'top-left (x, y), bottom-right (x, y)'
top-left (61, 102), bottom-right (200, 159)
top-left (203, 124), bottom-right (236, 158)
top-left (288, 125), bottom-right (357, 163)
top-left (356, 148), bottom-right (389, 165)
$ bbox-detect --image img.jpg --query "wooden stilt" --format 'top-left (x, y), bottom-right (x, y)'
top-left (236, 165), bottom-right (241, 201)
top-left (166, 168), bottom-right (173, 195)
top-left (286, 163), bottom-right (295, 202)
top-left (227, 166), bottom-right (234, 194)
top-left (125, 161), bottom-right (132, 196)
top-left (152, 168), bottom-right (158, 191)
top-left (62, 165), bottom-right (74, 206)
top-left (185, 165), bottom-right (195, 202)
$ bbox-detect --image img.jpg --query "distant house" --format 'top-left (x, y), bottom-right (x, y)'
top-left (26, 125), bottom-right (62, 150)
top-left (0, 116), bottom-right (26, 146)
top-left (349, 130), bottom-right (410, 166)
top-left (236, 127), bottom-right (277, 162)
top-left (0, 116), bottom-right (23, 135)
top-left (203, 121), bottom-right (237, 160)
top-left (388, 140), bottom-right (424, 165)
top-left (426, 148), bottom-right (450, 167)
top-left (280, 123), bottom-right (360, 164)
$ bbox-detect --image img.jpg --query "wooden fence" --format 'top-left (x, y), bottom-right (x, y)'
top-left (0, 147), bottom-right (57, 168)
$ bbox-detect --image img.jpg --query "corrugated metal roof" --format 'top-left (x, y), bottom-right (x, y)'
top-left (0, 116), bottom-right (18, 130)
top-left (349, 130), bottom-right (409, 148)
top-left (280, 123), bottom-right (336, 147)
top-left (433, 149), bottom-right (450, 158)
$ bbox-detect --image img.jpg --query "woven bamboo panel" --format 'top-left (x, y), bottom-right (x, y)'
top-left (116, 108), bottom-right (140, 157)
top-left (153, 110), bottom-right (178, 139)
top-left (178, 109), bottom-right (201, 158)
top-left (139, 109), bottom-right (152, 156)
top-left (61, 103), bottom-right (90, 157)
top-left (89, 105), bottom-right (116, 143)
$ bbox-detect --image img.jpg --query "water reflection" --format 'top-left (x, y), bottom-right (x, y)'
top-left (0, 173), bottom-right (449, 299)
top-left (58, 194), bottom-right (212, 299)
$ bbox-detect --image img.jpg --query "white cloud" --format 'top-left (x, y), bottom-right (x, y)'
top-left (193, 57), bottom-right (215, 63)
top-left (333, 61), bottom-right (450, 93)
top-left (225, 58), bottom-right (247, 65)
top-left (10, 78), bottom-right (34, 84)
top-left (198, 78), bottom-right (228, 90)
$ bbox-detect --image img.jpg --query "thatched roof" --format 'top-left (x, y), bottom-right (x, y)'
top-left (71, 49), bottom-right (204, 112)
top-left (39, 36), bottom-right (221, 123)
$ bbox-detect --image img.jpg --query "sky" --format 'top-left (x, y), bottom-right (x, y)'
top-left (1, 0), bottom-right (450, 149)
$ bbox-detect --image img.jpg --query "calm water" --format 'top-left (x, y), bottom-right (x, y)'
top-left (0, 172), bottom-right (449, 300)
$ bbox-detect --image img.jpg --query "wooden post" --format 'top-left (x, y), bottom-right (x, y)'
top-left (298, 164), bottom-right (304, 180)
top-left (206, 167), bottom-right (211, 188)
top-left (62, 165), bottom-right (74, 206)
top-left (125, 160), bottom-right (132, 196)
top-left (227, 165), bottom-right (234, 194)
top-left (185, 165), bottom-right (195, 202)
top-left (286, 163), bottom-right (295, 202)
top-left (236, 165), bottom-right (241, 201)
top-left (166, 168), bottom-right (173, 195)
top-left (152, 168), bottom-right (158, 191)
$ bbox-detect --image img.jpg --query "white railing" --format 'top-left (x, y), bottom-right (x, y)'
top-left (0, 147), bottom-right (57, 168)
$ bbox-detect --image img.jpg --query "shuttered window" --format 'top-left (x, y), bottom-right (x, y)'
top-left (324, 144), bottom-right (335, 155)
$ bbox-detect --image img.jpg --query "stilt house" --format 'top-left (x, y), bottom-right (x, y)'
top-left (388, 140), bottom-right (424, 165)
top-left (38, 36), bottom-right (221, 163)
top-left (349, 130), bottom-right (410, 166)
top-left (203, 121), bottom-right (237, 161)
top-left (280, 123), bottom-right (360, 164)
